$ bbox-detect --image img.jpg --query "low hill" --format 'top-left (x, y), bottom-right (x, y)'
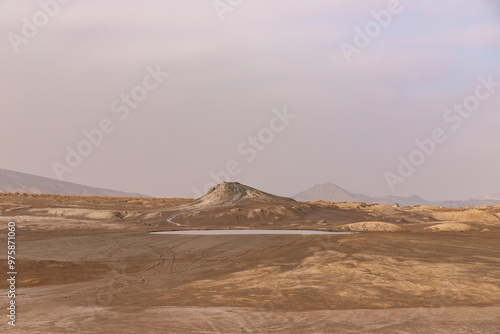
top-left (0, 168), bottom-right (147, 197)
top-left (293, 183), bottom-right (500, 208)
top-left (194, 182), bottom-right (296, 207)
top-left (164, 182), bottom-right (311, 226)
top-left (293, 183), bottom-right (429, 206)
top-left (293, 182), bottom-right (371, 203)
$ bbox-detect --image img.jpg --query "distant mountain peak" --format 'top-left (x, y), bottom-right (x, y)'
top-left (293, 182), bottom-right (500, 208)
top-left (293, 182), bottom-right (370, 203)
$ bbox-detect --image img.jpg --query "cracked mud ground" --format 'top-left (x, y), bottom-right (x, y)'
top-left (0, 193), bottom-right (499, 333)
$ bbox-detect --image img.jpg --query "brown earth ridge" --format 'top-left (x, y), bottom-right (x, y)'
top-left (0, 182), bottom-right (499, 333)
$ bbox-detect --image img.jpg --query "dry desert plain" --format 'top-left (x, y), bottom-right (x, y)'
top-left (1, 182), bottom-right (500, 333)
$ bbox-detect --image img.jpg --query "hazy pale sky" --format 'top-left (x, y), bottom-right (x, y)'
top-left (1, 0), bottom-right (499, 200)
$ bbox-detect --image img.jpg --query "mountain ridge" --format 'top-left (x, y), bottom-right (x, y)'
top-left (293, 183), bottom-right (500, 208)
top-left (0, 168), bottom-right (148, 197)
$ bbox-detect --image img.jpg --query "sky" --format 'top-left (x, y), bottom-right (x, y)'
top-left (1, 0), bottom-right (499, 201)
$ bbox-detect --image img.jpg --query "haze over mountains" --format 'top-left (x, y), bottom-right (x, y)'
top-left (0, 169), bottom-right (147, 197)
top-left (483, 194), bottom-right (500, 201)
top-left (293, 183), bottom-right (500, 208)
top-left (1, 168), bottom-right (499, 208)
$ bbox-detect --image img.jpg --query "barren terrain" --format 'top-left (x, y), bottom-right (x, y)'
top-left (1, 183), bottom-right (499, 333)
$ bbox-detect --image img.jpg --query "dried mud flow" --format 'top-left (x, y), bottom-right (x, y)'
top-left (0, 184), bottom-right (499, 333)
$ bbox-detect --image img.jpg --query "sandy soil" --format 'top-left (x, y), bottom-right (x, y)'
top-left (0, 189), bottom-right (499, 333)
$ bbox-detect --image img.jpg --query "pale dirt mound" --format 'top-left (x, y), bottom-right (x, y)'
top-left (411, 205), bottom-right (440, 211)
top-left (193, 182), bottom-right (241, 206)
top-left (432, 209), bottom-right (499, 224)
top-left (339, 221), bottom-right (404, 232)
top-left (245, 205), bottom-right (312, 220)
top-left (164, 182), bottom-right (301, 225)
top-left (30, 208), bottom-right (123, 220)
top-left (332, 202), bottom-right (370, 210)
top-left (0, 215), bottom-right (126, 231)
top-left (170, 182), bottom-right (296, 213)
top-left (46, 208), bottom-right (115, 219)
top-left (424, 223), bottom-right (475, 232)
top-left (195, 182), bottom-right (296, 206)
